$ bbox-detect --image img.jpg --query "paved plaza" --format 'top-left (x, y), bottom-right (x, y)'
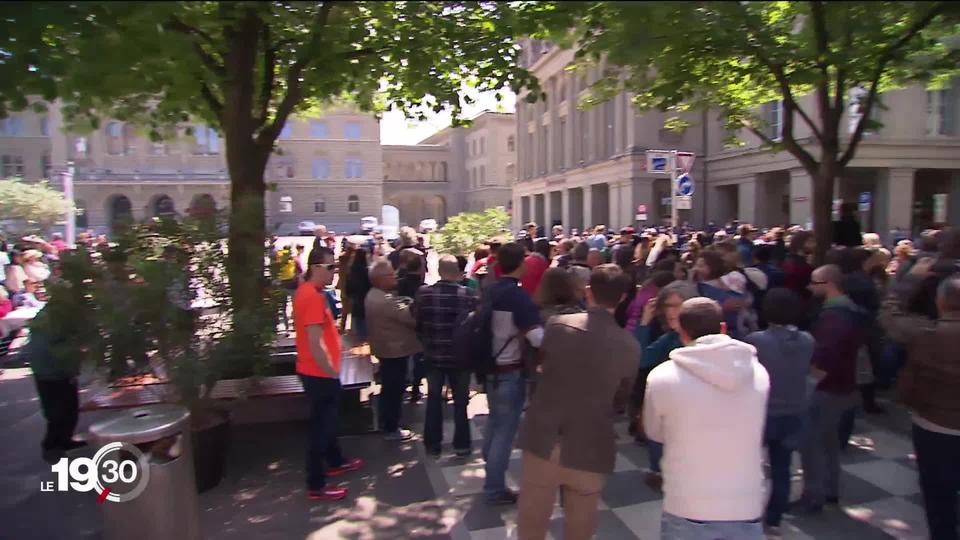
top-left (0, 364), bottom-right (946, 539)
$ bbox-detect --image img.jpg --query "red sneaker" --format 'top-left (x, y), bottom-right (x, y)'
top-left (307, 486), bottom-right (348, 501)
top-left (327, 458), bottom-right (364, 477)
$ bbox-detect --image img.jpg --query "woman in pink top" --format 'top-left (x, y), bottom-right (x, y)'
top-left (521, 239), bottom-right (552, 297)
top-left (624, 271), bottom-right (677, 333)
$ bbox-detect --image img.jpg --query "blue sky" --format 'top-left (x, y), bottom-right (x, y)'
top-left (378, 89), bottom-right (516, 145)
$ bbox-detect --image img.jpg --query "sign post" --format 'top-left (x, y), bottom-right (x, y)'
top-left (63, 161), bottom-right (76, 247)
top-left (646, 149), bottom-right (694, 230)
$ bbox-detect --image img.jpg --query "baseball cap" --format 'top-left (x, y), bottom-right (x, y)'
top-left (620, 226), bottom-right (635, 235)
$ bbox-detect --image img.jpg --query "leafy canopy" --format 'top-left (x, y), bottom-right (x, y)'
top-left (0, 178), bottom-right (73, 232)
top-left (0, 1), bottom-right (545, 141)
top-left (430, 207), bottom-right (511, 256)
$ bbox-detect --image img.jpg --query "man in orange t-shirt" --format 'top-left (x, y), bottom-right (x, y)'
top-left (294, 246), bottom-right (363, 501)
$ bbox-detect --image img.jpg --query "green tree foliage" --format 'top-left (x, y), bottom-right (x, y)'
top-left (540, 1), bottom-right (960, 260)
top-left (430, 207), bottom-right (511, 256)
top-left (0, 1), bottom-right (543, 349)
top-left (0, 178), bottom-right (73, 233)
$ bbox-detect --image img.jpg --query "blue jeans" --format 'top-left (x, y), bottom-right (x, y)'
top-left (378, 356), bottom-right (409, 433)
top-left (423, 366), bottom-right (471, 452)
top-left (660, 512), bottom-right (764, 540)
top-left (764, 414), bottom-right (805, 527)
top-left (648, 440), bottom-right (663, 473)
top-left (482, 370), bottom-right (526, 497)
top-left (299, 375), bottom-right (345, 490)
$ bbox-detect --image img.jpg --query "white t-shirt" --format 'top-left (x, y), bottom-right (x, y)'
top-left (5, 264), bottom-right (27, 292)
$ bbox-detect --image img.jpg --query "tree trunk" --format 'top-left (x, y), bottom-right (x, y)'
top-left (811, 160), bottom-right (837, 266)
top-left (224, 143), bottom-right (269, 317)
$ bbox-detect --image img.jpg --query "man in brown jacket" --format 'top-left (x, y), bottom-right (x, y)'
top-left (365, 259), bottom-right (421, 442)
top-left (517, 264), bottom-right (640, 540)
top-left (879, 274), bottom-right (960, 540)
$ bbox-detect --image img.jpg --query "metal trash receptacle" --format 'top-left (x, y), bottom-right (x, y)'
top-left (89, 404), bottom-right (201, 540)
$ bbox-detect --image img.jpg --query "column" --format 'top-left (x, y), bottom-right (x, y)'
top-left (608, 182), bottom-right (621, 230)
top-left (515, 194), bottom-right (526, 230)
top-left (618, 180), bottom-right (634, 228)
top-left (950, 171), bottom-right (960, 227)
top-left (789, 168), bottom-right (813, 227)
top-left (738, 179), bottom-right (757, 224)
top-left (886, 168), bottom-right (915, 233)
top-left (561, 189), bottom-right (570, 229)
top-left (583, 185), bottom-right (593, 230)
top-left (543, 190), bottom-right (552, 228)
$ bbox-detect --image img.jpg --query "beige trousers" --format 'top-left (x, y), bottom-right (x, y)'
top-left (517, 445), bottom-right (606, 540)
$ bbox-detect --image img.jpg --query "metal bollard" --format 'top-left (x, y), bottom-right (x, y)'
top-left (88, 404), bottom-right (200, 540)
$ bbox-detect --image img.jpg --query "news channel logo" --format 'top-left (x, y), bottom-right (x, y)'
top-left (42, 442), bottom-right (150, 503)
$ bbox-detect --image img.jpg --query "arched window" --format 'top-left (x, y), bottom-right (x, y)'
top-left (347, 195), bottom-right (360, 213)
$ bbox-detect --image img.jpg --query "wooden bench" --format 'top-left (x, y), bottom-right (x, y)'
top-left (79, 351), bottom-right (377, 433)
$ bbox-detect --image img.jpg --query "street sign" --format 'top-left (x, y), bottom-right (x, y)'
top-left (676, 196), bottom-right (692, 210)
top-left (635, 213), bottom-right (648, 222)
top-left (677, 152), bottom-right (695, 172)
top-left (676, 173), bottom-right (694, 196)
top-left (858, 191), bottom-right (872, 212)
top-left (646, 151), bottom-right (671, 174)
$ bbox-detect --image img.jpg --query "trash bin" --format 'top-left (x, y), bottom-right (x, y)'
top-left (89, 404), bottom-right (201, 540)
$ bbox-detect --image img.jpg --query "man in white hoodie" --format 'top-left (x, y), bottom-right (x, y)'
top-left (643, 297), bottom-right (770, 539)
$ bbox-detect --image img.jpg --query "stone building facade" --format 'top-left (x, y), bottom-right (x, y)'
top-left (512, 40), bottom-right (960, 240)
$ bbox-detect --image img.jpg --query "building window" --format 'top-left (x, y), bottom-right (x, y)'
top-left (314, 199), bottom-right (326, 213)
top-left (848, 87), bottom-right (880, 135)
top-left (527, 132), bottom-right (534, 178)
top-left (73, 136), bottom-right (89, 159)
top-left (347, 195), bottom-right (360, 213)
top-left (559, 80), bottom-right (566, 103)
top-left (150, 141), bottom-right (167, 156)
top-left (506, 163), bottom-right (515, 182)
top-left (471, 140), bottom-right (477, 156)
top-left (0, 116), bottom-right (24, 136)
top-left (540, 125), bottom-right (548, 174)
top-left (285, 164), bottom-right (295, 178)
top-left (927, 81), bottom-right (957, 136)
top-left (345, 159), bottom-right (363, 179)
top-left (279, 195), bottom-right (293, 213)
top-left (344, 122), bottom-right (361, 139)
top-left (441, 161), bottom-right (448, 181)
top-left (1, 155), bottom-right (12, 177)
top-left (309, 121), bottom-right (328, 138)
top-left (480, 137), bottom-right (485, 155)
top-left (312, 158), bottom-right (330, 179)
top-left (40, 117), bottom-right (49, 136)
top-left (106, 121), bottom-right (124, 155)
top-left (480, 166), bottom-right (486, 186)
top-left (42, 154), bottom-right (50, 178)
top-left (507, 135), bottom-right (515, 152)
top-left (763, 100), bottom-right (783, 141)
top-left (280, 123), bottom-right (293, 139)
top-left (193, 125), bottom-right (220, 154)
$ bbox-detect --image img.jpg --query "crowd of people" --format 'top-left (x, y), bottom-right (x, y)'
top-left (292, 217), bottom-right (960, 540)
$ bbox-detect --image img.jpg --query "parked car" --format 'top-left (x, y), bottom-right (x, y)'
top-left (297, 220), bottom-right (317, 236)
top-left (419, 218), bottom-right (438, 233)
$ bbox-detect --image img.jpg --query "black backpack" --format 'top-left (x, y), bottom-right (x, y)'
top-left (452, 286), bottom-right (516, 378)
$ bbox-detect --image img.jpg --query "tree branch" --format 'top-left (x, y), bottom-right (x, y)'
top-left (165, 17), bottom-right (225, 75)
top-left (841, 3), bottom-right (945, 167)
top-left (256, 23), bottom-right (276, 128)
top-left (200, 81), bottom-right (223, 121)
top-left (734, 3), bottom-right (824, 143)
top-left (256, 1), bottom-right (335, 147)
top-left (810, 1), bottom-right (834, 137)
top-left (742, 116), bottom-right (819, 173)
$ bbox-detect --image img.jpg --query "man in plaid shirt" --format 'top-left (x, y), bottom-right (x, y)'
top-left (414, 254), bottom-right (479, 457)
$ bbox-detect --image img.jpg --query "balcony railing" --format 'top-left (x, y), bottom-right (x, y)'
top-left (71, 169), bottom-right (229, 182)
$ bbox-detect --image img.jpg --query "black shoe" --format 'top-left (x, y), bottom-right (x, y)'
top-left (64, 440), bottom-right (88, 451)
top-left (454, 448), bottom-right (471, 458)
top-left (42, 448), bottom-right (65, 465)
top-left (788, 499), bottom-right (823, 516)
top-left (409, 393), bottom-right (422, 405)
top-left (485, 490), bottom-right (518, 506)
top-left (825, 496), bottom-right (840, 506)
top-left (864, 404), bottom-right (886, 414)
top-left (425, 446), bottom-right (441, 458)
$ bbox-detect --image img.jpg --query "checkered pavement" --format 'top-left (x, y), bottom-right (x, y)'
top-left (419, 408), bottom-right (932, 540)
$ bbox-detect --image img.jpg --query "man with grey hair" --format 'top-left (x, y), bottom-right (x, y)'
top-left (880, 274), bottom-right (960, 539)
top-left (310, 224), bottom-right (329, 254)
top-left (365, 258), bottom-right (419, 442)
top-left (643, 297), bottom-right (769, 539)
top-left (413, 255), bottom-right (479, 457)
